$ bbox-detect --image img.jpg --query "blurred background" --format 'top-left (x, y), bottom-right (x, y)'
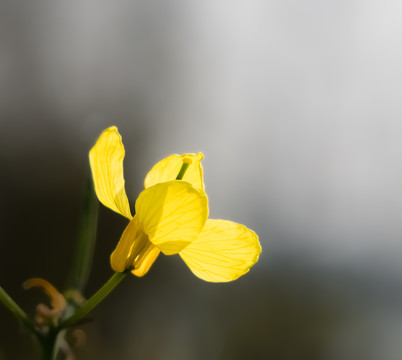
top-left (1, 1), bottom-right (402, 359)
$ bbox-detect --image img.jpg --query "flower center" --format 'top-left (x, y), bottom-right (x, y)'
top-left (127, 225), bottom-right (160, 277)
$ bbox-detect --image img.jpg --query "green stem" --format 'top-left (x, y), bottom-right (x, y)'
top-left (0, 286), bottom-right (38, 335)
top-left (59, 272), bottom-right (128, 329)
top-left (40, 328), bottom-right (58, 360)
top-left (66, 176), bottom-right (99, 291)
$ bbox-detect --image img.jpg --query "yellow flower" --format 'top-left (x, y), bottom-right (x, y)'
top-left (89, 126), bottom-right (261, 282)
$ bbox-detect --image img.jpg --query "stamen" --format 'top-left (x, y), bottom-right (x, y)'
top-left (176, 161), bottom-right (190, 180)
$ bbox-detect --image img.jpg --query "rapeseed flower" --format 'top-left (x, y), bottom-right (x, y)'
top-left (89, 127), bottom-right (261, 282)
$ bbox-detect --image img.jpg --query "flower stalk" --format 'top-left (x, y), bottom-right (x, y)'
top-left (0, 286), bottom-right (38, 336)
top-left (59, 271), bottom-right (128, 329)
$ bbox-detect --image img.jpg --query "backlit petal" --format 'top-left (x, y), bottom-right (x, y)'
top-left (110, 217), bottom-right (139, 272)
top-left (179, 219), bottom-right (261, 282)
top-left (111, 216), bottom-right (160, 275)
top-left (89, 126), bottom-right (132, 220)
top-left (144, 153), bottom-right (204, 191)
top-left (131, 245), bottom-right (160, 277)
top-left (135, 181), bottom-right (208, 255)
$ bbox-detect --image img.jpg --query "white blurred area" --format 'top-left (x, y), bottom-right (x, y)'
top-left (2, 0), bottom-right (402, 266)
top-left (2, 1), bottom-right (402, 359)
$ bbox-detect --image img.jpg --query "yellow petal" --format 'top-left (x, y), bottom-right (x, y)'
top-left (110, 216), bottom-right (140, 272)
top-left (144, 153), bottom-right (205, 191)
top-left (179, 219), bottom-right (261, 282)
top-left (111, 216), bottom-right (160, 275)
top-left (131, 245), bottom-right (160, 277)
top-left (135, 181), bottom-right (208, 255)
top-left (89, 126), bottom-right (132, 220)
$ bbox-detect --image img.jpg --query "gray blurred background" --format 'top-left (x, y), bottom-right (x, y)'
top-left (1, 1), bottom-right (402, 359)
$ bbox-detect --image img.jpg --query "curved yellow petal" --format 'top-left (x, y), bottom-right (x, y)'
top-left (111, 216), bottom-right (160, 275)
top-left (179, 219), bottom-right (261, 282)
top-left (131, 245), bottom-right (160, 277)
top-left (89, 126), bottom-right (132, 220)
top-left (135, 181), bottom-right (208, 255)
top-left (110, 216), bottom-right (140, 272)
top-left (144, 153), bottom-right (205, 191)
